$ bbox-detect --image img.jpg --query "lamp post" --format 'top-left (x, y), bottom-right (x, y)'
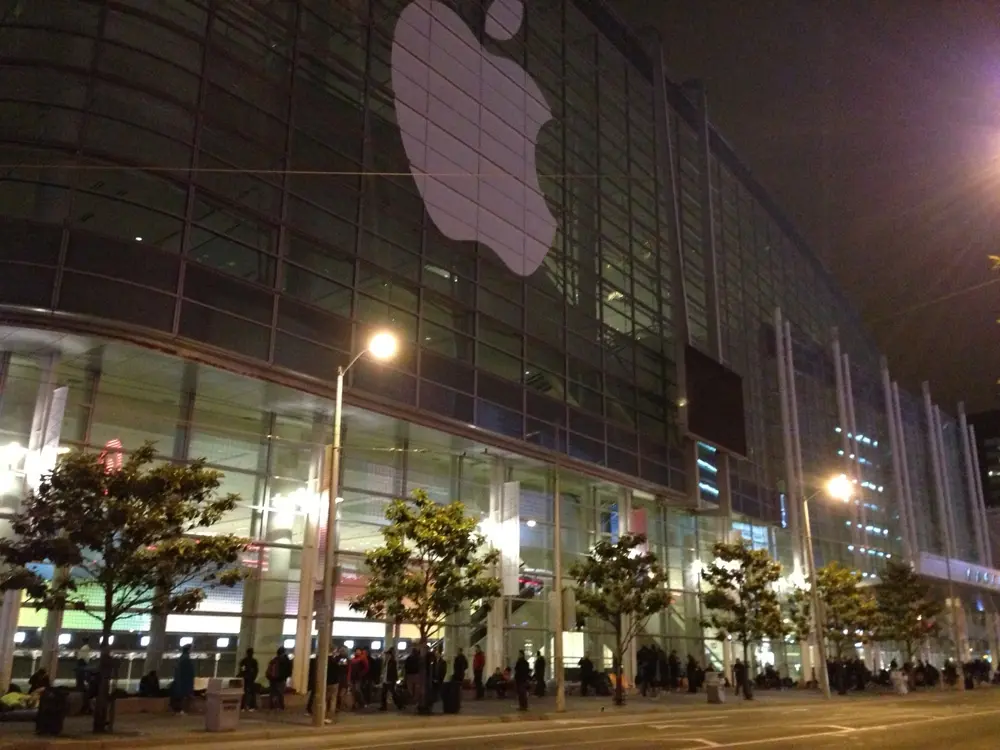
top-left (313, 331), bottom-right (397, 727)
top-left (802, 473), bottom-right (853, 701)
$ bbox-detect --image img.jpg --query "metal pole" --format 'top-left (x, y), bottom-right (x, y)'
top-left (553, 466), bottom-right (565, 712)
top-left (802, 496), bottom-right (831, 699)
top-left (313, 366), bottom-right (344, 726)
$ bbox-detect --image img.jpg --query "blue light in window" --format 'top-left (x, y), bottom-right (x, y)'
top-left (699, 482), bottom-right (720, 496)
top-left (697, 459), bottom-right (718, 473)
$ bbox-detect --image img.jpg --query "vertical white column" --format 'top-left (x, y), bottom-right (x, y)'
top-left (780, 316), bottom-right (812, 685)
top-left (968, 424), bottom-right (993, 567)
top-left (0, 352), bottom-right (60, 691)
top-left (486, 458), bottom-right (506, 674)
top-left (881, 362), bottom-right (913, 561)
top-left (620, 489), bottom-right (637, 686)
top-left (38, 384), bottom-right (69, 677)
top-left (892, 383), bottom-right (919, 558)
top-left (933, 407), bottom-right (960, 560)
top-left (958, 405), bottom-right (988, 565)
top-left (775, 309), bottom-right (803, 574)
top-left (842, 354), bottom-right (866, 553)
top-left (923, 385), bottom-right (952, 557)
top-left (291, 439), bottom-right (324, 694)
top-left (832, 334), bottom-right (860, 564)
top-left (923, 384), bottom-right (965, 674)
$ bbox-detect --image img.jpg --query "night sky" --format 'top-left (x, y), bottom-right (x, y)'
top-left (617, 0), bottom-right (1000, 413)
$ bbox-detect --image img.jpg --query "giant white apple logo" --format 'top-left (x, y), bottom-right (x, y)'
top-left (391, 0), bottom-right (556, 277)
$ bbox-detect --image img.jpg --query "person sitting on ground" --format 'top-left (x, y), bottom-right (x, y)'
top-left (138, 670), bottom-right (160, 698)
top-left (486, 667), bottom-right (507, 698)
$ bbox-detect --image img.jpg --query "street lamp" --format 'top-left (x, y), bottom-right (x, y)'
top-left (313, 331), bottom-right (397, 727)
top-left (802, 473), bottom-right (853, 701)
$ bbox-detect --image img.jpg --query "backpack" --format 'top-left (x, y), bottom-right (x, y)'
top-left (266, 657), bottom-right (280, 681)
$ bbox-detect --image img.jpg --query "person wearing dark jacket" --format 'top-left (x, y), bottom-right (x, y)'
top-left (380, 649), bottom-right (399, 711)
top-left (404, 648), bottom-right (421, 706)
top-left (266, 647), bottom-right (291, 711)
top-left (578, 654), bottom-right (595, 696)
top-left (453, 649), bottom-right (468, 684)
top-left (533, 650), bottom-right (547, 697)
top-left (668, 650), bottom-right (680, 691)
top-left (238, 648), bottom-right (258, 711)
top-left (514, 650), bottom-right (531, 711)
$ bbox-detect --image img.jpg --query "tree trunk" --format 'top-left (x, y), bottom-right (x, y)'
top-left (741, 641), bottom-right (753, 700)
top-left (92, 621), bottom-right (114, 733)
top-left (613, 622), bottom-right (624, 707)
top-left (614, 648), bottom-right (624, 706)
top-left (417, 637), bottom-right (431, 715)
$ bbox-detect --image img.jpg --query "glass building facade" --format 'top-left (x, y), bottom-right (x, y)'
top-left (0, 0), bottom-right (997, 686)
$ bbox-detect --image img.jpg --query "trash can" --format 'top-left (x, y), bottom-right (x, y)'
top-left (35, 687), bottom-right (69, 736)
top-left (205, 678), bottom-right (242, 732)
top-left (704, 671), bottom-right (724, 704)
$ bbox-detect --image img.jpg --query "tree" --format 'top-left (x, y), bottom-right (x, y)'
top-left (0, 443), bottom-right (249, 733)
top-left (700, 540), bottom-right (785, 699)
top-left (788, 562), bottom-right (878, 659)
top-left (350, 489), bottom-right (501, 713)
top-left (568, 532), bottom-right (671, 706)
top-left (787, 562), bottom-right (877, 693)
top-left (874, 560), bottom-right (942, 663)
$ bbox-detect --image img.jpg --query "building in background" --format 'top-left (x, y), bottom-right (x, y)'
top-left (0, 0), bottom-right (996, 689)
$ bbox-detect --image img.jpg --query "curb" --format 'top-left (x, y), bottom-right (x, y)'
top-left (0, 707), bottom-right (673, 750)
top-left (0, 695), bottom-right (843, 750)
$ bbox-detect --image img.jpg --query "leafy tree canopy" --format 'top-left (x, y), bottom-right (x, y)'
top-left (0, 442), bottom-right (249, 732)
top-left (569, 532), bottom-right (671, 704)
top-left (701, 540), bottom-right (786, 648)
top-left (0, 442), bottom-right (249, 626)
top-left (350, 489), bottom-right (501, 644)
top-left (874, 560), bottom-right (942, 661)
top-left (787, 562), bottom-right (878, 658)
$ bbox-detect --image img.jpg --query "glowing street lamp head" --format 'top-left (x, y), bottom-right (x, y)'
top-left (826, 473), bottom-right (853, 503)
top-left (367, 331), bottom-right (398, 361)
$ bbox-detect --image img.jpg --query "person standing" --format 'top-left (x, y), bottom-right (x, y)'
top-left (404, 647), bottom-right (421, 707)
top-left (533, 649), bottom-right (547, 697)
top-left (380, 649), bottom-right (399, 711)
top-left (453, 648), bottom-right (468, 686)
top-left (472, 646), bottom-right (486, 700)
top-left (171, 645), bottom-right (194, 714)
top-left (733, 658), bottom-right (747, 697)
top-left (514, 650), bottom-right (531, 711)
top-left (266, 646), bottom-right (291, 711)
top-left (238, 647), bottom-right (258, 711)
top-left (668, 650), bottom-right (680, 691)
top-left (578, 654), bottom-right (595, 697)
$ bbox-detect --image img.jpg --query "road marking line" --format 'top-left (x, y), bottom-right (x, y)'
top-left (676, 707), bottom-right (1000, 750)
top-left (313, 699), bottom-right (1000, 750)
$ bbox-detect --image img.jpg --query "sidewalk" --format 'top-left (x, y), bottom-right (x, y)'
top-left (0, 689), bottom-right (837, 750)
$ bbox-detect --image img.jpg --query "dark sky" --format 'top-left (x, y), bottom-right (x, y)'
top-left (616, 0), bottom-right (1000, 413)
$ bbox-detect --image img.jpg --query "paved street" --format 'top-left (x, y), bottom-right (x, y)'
top-left (10, 689), bottom-right (994, 750)
top-left (207, 691), bottom-right (1000, 750)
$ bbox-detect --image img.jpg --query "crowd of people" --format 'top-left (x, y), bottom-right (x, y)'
top-left (16, 637), bottom-right (1000, 722)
